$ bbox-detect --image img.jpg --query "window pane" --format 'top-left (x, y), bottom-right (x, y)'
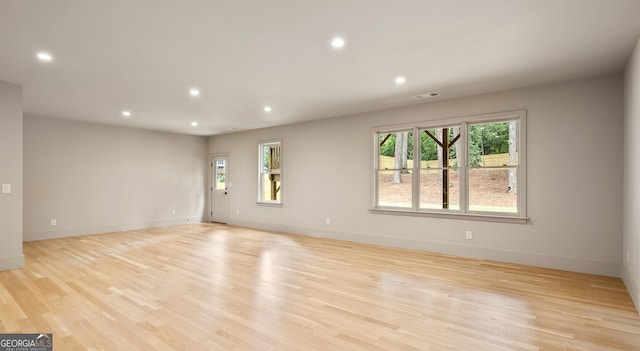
top-left (419, 168), bottom-right (460, 210)
top-left (468, 121), bottom-right (517, 167)
top-left (261, 173), bottom-right (281, 201)
top-left (418, 126), bottom-right (460, 210)
top-left (420, 127), bottom-right (460, 166)
top-left (468, 167), bottom-right (517, 213)
top-left (269, 145), bottom-right (281, 171)
top-left (378, 131), bottom-right (413, 171)
top-left (261, 145), bottom-right (269, 173)
top-left (378, 170), bottom-right (412, 208)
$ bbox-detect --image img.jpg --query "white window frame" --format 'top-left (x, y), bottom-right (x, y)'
top-left (370, 110), bottom-right (527, 223)
top-left (258, 139), bottom-right (283, 206)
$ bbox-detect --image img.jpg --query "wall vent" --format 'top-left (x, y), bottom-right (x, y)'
top-left (414, 92), bottom-right (440, 100)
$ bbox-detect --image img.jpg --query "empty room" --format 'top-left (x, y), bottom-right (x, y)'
top-left (2, 1), bottom-right (640, 350)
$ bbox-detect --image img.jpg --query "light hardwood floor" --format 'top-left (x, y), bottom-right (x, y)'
top-left (1, 223), bottom-right (639, 350)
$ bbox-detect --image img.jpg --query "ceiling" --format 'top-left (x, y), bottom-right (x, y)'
top-left (1, 0), bottom-right (640, 136)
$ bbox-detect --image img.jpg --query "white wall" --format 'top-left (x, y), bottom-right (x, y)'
top-left (210, 74), bottom-right (623, 277)
top-left (623, 38), bottom-right (640, 311)
top-left (0, 81), bottom-right (24, 270)
top-left (24, 116), bottom-right (208, 241)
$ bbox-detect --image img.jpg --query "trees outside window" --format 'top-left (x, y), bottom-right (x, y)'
top-left (378, 131), bottom-right (413, 208)
top-left (467, 121), bottom-right (518, 213)
top-left (419, 126), bottom-right (461, 210)
top-left (373, 110), bottom-right (526, 219)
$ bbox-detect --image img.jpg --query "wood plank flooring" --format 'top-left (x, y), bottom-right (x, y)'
top-left (1, 223), bottom-right (639, 350)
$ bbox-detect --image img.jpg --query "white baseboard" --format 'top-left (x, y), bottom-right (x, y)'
top-left (23, 216), bottom-right (203, 242)
top-left (0, 254), bottom-right (24, 271)
top-left (229, 219), bottom-right (621, 277)
top-left (622, 263), bottom-right (640, 315)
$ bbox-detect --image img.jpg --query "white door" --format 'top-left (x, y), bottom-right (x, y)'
top-left (211, 155), bottom-right (229, 223)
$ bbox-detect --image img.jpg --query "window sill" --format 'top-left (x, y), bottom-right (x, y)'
top-left (369, 208), bottom-right (528, 224)
top-left (257, 202), bottom-right (283, 208)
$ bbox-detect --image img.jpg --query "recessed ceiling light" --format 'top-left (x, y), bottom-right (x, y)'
top-left (331, 37), bottom-right (345, 49)
top-left (36, 52), bottom-right (53, 62)
top-left (263, 106), bottom-right (272, 112)
top-left (191, 121), bottom-right (198, 127)
top-left (122, 110), bottom-right (131, 117)
top-left (395, 76), bottom-right (406, 85)
top-left (189, 88), bottom-right (200, 97)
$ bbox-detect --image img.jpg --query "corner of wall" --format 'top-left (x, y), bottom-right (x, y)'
top-left (622, 263), bottom-right (640, 314)
top-left (0, 80), bottom-right (24, 271)
top-left (0, 254), bottom-right (24, 271)
top-left (622, 37), bottom-right (640, 314)
top-left (23, 118), bottom-right (208, 242)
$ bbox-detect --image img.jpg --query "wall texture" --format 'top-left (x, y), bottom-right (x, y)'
top-left (623, 38), bottom-right (640, 311)
top-left (209, 74), bottom-right (623, 277)
top-left (24, 116), bottom-right (208, 241)
top-left (0, 81), bottom-right (23, 270)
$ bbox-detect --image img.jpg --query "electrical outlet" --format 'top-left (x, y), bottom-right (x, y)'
top-left (236, 210), bottom-right (240, 216)
top-left (50, 219), bottom-right (57, 226)
top-left (465, 231), bottom-right (472, 240)
top-left (171, 209), bottom-right (176, 216)
top-left (1, 184), bottom-right (10, 193)
top-left (325, 218), bottom-right (331, 225)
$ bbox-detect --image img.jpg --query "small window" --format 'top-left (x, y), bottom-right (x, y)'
top-left (372, 110), bottom-right (526, 221)
top-left (258, 139), bottom-right (282, 205)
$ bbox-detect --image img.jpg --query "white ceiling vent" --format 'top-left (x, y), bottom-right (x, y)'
top-left (414, 92), bottom-right (440, 100)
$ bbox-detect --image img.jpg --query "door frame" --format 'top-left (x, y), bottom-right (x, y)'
top-left (210, 153), bottom-right (229, 223)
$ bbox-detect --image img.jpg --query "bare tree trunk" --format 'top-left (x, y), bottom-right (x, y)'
top-left (401, 131), bottom-right (409, 172)
top-left (508, 121), bottom-right (517, 194)
top-left (436, 129), bottom-right (443, 185)
top-left (393, 132), bottom-right (404, 184)
top-left (453, 127), bottom-right (461, 169)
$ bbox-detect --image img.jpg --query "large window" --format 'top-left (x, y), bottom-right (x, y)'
top-left (372, 110), bottom-right (526, 221)
top-left (258, 139), bottom-right (282, 205)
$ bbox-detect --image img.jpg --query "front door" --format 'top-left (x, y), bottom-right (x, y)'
top-left (211, 155), bottom-right (229, 223)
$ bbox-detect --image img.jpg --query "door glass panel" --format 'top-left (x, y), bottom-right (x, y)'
top-left (215, 160), bottom-right (226, 190)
